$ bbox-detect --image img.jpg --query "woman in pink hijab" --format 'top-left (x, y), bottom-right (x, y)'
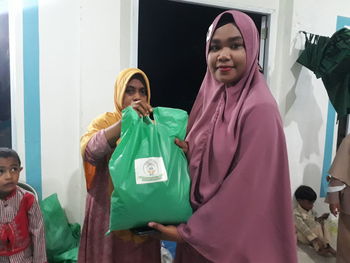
top-left (149, 10), bottom-right (297, 262)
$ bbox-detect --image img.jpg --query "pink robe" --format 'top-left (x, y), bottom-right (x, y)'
top-left (78, 130), bottom-right (161, 263)
top-left (175, 10), bottom-right (297, 263)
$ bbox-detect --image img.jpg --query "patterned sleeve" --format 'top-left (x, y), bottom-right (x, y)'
top-left (28, 199), bottom-right (47, 263)
top-left (294, 212), bottom-right (318, 242)
top-left (84, 129), bottom-right (114, 165)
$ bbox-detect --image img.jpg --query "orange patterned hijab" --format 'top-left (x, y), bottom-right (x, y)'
top-left (80, 68), bottom-right (151, 189)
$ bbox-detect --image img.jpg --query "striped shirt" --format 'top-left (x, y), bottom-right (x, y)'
top-left (0, 187), bottom-right (47, 263)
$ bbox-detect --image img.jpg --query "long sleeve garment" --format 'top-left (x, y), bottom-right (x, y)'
top-left (293, 203), bottom-right (332, 251)
top-left (0, 187), bottom-right (47, 263)
top-left (294, 204), bottom-right (319, 242)
top-left (174, 10), bottom-right (297, 263)
top-left (77, 130), bottom-right (161, 263)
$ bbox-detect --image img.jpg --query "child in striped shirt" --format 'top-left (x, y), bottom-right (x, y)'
top-left (0, 148), bottom-right (47, 263)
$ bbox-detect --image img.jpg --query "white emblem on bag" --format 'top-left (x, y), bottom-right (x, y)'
top-left (135, 157), bottom-right (168, 184)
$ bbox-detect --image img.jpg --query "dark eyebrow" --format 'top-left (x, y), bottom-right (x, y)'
top-left (228, 36), bottom-right (244, 42)
top-left (0, 165), bottom-right (19, 168)
top-left (211, 36), bottom-right (243, 44)
top-left (126, 85), bottom-right (145, 89)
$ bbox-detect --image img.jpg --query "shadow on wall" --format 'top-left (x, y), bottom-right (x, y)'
top-left (42, 168), bottom-right (85, 225)
top-left (66, 169), bottom-right (86, 224)
top-left (269, 0), bottom-right (294, 113)
top-left (285, 69), bottom-right (323, 161)
top-left (283, 27), bottom-right (306, 117)
top-left (272, 0), bottom-right (324, 164)
top-left (285, 60), bottom-right (302, 115)
top-left (302, 163), bottom-right (322, 189)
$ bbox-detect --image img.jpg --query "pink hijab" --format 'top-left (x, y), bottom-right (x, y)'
top-left (176, 10), bottom-right (297, 263)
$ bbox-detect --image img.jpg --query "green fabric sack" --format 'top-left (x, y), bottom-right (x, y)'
top-left (40, 194), bottom-right (80, 263)
top-left (297, 28), bottom-right (350, 116)
top-left (108, 106), bottom-right (192, 231)
top-left (321, 28), bottom-right (350, 117)
top-left (297, 33), bottom-right (330, 79)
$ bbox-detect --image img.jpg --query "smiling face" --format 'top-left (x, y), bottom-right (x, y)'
top-left (207, 23), bottom-right (247, 84)
top-left (0, 157), bottom-right (22, 198)
top-left (121, 78), bottom-right (148, 109)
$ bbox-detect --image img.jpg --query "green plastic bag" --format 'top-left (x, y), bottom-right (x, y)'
top-left (108, 106), bottom-right (192, 231)
top-left (40, 194), bottom-right (80, 263)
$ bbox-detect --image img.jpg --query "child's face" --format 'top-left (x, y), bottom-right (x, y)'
top-left (0, 157), bottom-right (22, 197)
top-left (298, 199), bottom-right (315, 211)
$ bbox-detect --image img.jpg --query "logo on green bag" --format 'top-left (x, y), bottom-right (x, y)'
top-left (134, 157), bottom-right (168, 184)
top-left (143, 159), bottom-right (159, 176)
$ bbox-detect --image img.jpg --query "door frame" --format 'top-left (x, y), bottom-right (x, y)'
top-left (130, 0), bottom-right (276, 81)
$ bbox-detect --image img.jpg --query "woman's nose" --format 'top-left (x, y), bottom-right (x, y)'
top-left (218, 48), bottom-right (230, 61)
top-left (133, 92), bottom-right (141, 100)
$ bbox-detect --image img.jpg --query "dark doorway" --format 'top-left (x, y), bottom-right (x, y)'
top-left (138, 0), bottom-right (264, 113)
top-left (0, 9), bottom-right (12, 148)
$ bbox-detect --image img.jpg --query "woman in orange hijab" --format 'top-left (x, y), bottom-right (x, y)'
top-left (78, 68), bottom-right (161, 263)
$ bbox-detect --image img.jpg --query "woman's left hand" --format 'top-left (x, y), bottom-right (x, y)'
top-left (130, 100), bottom-right (153, 117)
top-left (148, 222), bottom-right (184, 242)
top-left (175, 138), bottom-right (188, 153)
top-left (330, 203), bottom-right (340, 216)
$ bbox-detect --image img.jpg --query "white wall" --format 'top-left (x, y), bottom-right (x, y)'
top-left (277, 0), bottom-right (350, 213)
top-left (39, 0), bottom-right (82, 223)
top-left (80, 0), bottom-right (122, 131)
top-left (40, 0), bottom-right (123, 223)
top-left (8, 0), bottom-right (350, 223)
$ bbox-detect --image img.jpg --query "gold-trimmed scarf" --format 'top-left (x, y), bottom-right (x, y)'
top-left (80, 68), bottom-right (151, 189)
top-left (80, 68), bottom-right (151, 244)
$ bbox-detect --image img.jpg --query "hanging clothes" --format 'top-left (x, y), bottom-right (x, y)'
top-left (297, 27), bottom-right (350, 117)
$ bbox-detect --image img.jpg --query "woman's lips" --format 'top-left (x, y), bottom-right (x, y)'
top-left (218, 66), bottom-right (233, 72)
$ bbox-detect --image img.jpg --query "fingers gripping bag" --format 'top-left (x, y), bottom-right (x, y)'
top-left (108, 106), bottom-right (192, 231)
